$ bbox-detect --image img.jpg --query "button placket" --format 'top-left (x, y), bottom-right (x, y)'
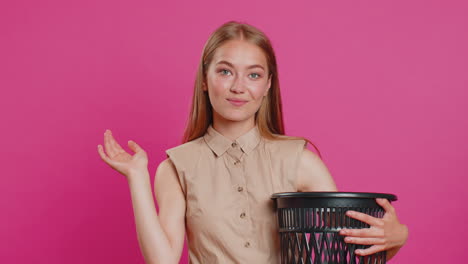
top-left (225, 142), bottom-right (251, 237)
top-left (228, 143), bottom-right (243, 166)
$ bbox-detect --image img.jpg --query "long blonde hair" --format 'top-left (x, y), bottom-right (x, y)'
top-left (182, 21), bottom-right (322, 158)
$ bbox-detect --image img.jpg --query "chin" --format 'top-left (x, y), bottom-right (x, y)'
top-left (219, 110), bottom-right (253, 123)
top-left (222, 115), bottom-right (249, 122)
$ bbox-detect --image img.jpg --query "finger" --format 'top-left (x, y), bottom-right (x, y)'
top-left (97, 144), bottom-right (115, 165)
top-left (376, 198), bottom-right (395, 214)
top-left (344, 236), bottom-right (385, 245)
top-left (355, 244), bottom-right (385, 256)
top-left (104, 130), bottom-right (117, 157)
top-left (346, 210), bottom-right (382, 227)
top-left (340, 227), bottom-right (383, 238)
top-left (108, 131), bottom-right (126, 154)
top-left (128, 140), bottom-right (144, 153)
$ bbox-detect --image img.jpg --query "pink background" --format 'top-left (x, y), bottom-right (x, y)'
top-left (1, 0), bottom-right (467, 263)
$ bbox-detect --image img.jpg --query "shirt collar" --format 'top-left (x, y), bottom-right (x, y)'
top-left (203, 124), bottom-right (261, 157)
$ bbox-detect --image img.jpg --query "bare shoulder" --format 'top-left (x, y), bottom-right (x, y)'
top-left (296, 148), bottom-right (338, 192)
top-left (156, 158), bottom-right (177, 176)
top-left (154, 158), bottom-right (184, 202)
top-left (154, 158), bottom-right (179, 189)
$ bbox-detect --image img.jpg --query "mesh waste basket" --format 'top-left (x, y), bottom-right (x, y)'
top-left (271, 192), bottom-right (397, 264)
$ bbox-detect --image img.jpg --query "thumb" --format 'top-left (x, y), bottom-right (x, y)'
top-left (376, 198), bottom-right (395, 214)
top-left (128, 140), bottom-right (144, 153)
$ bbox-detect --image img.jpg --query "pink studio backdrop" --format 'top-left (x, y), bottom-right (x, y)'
top-left (1, 0), bottom-right (467, 263)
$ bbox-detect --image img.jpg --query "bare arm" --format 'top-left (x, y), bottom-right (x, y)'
top-left (129, 160), bottom-right (185, 264)
top-left (128, 159), bottom-right (186, 264)
top-left (97, 130), bottom-right (185, 264)
top-left (152, 158), bottom-right (186, 263)
top-left (295, 148), bottom-right (338, 192)
top-left (294, 148), bottom-right (407, 261)
top-left (127, 170), bottom-right (173, 263)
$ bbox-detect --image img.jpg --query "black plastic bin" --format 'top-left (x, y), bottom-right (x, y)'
top-left (271, 192), bottom-right (397, 264)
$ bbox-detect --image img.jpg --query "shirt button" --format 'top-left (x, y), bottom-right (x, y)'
top-left (237, 186), bottom-right (243, 192)
top-left (234, 160), bottom-right (240, 165)
top-left (240, 212), bottom-right (246, 218)
top-left (244, 242), bottom-right (250, 248)
top-left (231, 142), bottom-right (237, 147)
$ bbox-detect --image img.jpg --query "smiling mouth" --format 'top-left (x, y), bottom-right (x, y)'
top-left (227, 99), bottom-right (248, 106)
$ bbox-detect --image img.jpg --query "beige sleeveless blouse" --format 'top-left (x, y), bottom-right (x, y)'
top-left (165, 125), bottom-right (307, 263)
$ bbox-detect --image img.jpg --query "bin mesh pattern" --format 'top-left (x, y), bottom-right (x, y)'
top-left (278, 207), bottom-right (386, 264)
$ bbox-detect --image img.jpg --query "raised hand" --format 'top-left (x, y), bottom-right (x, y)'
top-left (97, 129), bottom-right (149, 180)
top-left (339, 198), bottom-right (408, 258)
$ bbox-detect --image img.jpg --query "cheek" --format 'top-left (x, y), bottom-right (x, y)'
top-left (247, 83), bottom-right (268, 100)
top-left (210, 77), bottom-right (230, 97)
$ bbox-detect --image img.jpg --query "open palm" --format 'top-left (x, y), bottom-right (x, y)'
top-left (97, 129), bottom-right (148, 179)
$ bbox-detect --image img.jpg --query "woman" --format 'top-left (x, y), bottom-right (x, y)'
top-left (97, 21), bottom-right (408, 263)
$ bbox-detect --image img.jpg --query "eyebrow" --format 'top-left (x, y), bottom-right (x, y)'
top-left (215, 60), bottom-right (265, 71)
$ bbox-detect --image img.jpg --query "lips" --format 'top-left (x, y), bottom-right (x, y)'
top-left (227, 98), bottom-right (248, 106)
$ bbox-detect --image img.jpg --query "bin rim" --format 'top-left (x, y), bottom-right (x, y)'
top-left (271, 191), bottom-right (397, 201)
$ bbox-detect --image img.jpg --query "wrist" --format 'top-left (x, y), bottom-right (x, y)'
top-left (127, 169), bottom-right (150, 184)
top-left (386, 246), bottom-right (401, 260)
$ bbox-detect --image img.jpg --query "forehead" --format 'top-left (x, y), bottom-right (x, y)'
top-left (212, 40), bottom-right (268, 68)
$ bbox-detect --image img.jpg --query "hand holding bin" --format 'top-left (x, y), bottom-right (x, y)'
top-left (271, 192), bottom-right (397, 264)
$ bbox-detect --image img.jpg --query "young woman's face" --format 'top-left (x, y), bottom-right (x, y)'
top-left (204, 40), bottom-right (271, 124)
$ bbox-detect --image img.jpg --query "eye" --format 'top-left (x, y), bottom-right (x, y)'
top-left (249, 73), bottom-right (261, 79)
top-left (218, 69), bottom-right (232, 76)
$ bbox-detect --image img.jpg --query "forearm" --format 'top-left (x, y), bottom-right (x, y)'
top-left (127, 171), bottom-right (175, 264)
top-left (386, 246), bottom-right (401, 261)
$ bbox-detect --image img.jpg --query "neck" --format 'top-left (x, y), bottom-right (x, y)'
top-left (212, 113), bottom-right (256, 141)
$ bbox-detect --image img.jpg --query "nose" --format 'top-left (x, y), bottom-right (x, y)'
top-left (229, 76), bottom-right (246, 93)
